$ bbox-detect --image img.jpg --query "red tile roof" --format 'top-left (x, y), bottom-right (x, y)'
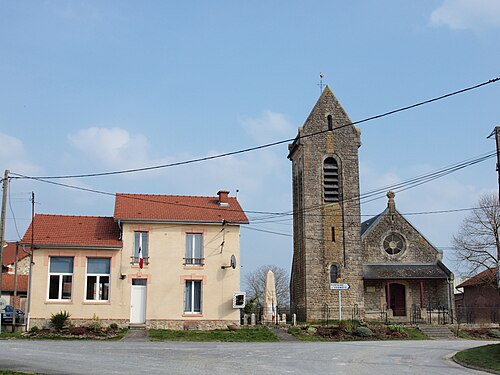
top-left (2, 242), bottom-right (29, 266)
top-left (20, 214), bottom-right (121, 248)
top-left (114, 193), bottom-right (249, 224)
top-left (457, 267), bottom-right (498, 288)
top-left (1, 274), bottom-right (28, 293)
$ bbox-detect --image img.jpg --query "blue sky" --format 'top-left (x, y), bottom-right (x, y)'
top-left (1, 1), bottom-right (499, 280)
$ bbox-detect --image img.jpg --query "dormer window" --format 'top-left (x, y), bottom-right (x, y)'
top-left (323, 157), bottom-right (339, 202)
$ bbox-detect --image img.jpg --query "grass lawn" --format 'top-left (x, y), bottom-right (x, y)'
top-left (454, 344), bottom-right (500, 372)
top-left (149, 327), bottom-right (278, 342)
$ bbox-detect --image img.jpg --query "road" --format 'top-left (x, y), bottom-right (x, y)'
top-left (0, 339), bottom-right (495, 374)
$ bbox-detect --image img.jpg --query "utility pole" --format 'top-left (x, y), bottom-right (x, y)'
top-left (0, 170), bottom-right (10, 304)
top-left (490, 127), bottom-right (500, 289)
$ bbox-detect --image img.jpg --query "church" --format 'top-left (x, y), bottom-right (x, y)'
top-left (288, 87), bottom-right (454, 323)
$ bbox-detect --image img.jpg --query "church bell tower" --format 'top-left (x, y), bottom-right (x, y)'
top-left (288, 86), bottom-right (364, 321)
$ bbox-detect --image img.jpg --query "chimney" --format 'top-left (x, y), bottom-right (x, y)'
top-left (217, 190), bottom-right (230, 206)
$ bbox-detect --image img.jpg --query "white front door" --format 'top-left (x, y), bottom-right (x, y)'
top-left (130, 279), bottom-right (147, 324)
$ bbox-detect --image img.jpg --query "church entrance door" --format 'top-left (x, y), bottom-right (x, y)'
top-left (389, 283), bottom-right (406, 316)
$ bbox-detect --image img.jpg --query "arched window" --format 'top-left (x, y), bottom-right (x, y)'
top-left (330, 265), bottom-right (339, 283)
top-left (323, 157), bottom-right (339, 202)
top-left (327, 115), bottom-right (333, 131)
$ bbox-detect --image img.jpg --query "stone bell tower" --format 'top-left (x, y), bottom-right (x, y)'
top-left (288, 86), bottom-right (364, 321)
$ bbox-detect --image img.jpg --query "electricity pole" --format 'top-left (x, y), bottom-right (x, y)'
top-left (0, 170), bottom-right (10, 303)
top-left (490, 127), bottom-right (500, 288)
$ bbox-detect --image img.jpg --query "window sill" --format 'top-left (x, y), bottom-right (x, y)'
top-left (82, 301), bottom-right (111, 305)
top-left (182, 313), bottom-right (203, 317)
top-left (45, 300), bottom-right (73, 304)
top-left (183, 265), bottom-right (204, 270)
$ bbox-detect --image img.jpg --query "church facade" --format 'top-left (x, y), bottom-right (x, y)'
top-left (289, 87), bottom-right (454, 322)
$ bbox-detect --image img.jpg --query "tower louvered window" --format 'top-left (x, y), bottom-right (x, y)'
top-left (323, 157), bottom-right (339, 202)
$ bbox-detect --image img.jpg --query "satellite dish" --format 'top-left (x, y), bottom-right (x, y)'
top-left (221, 254), bottom-right (237, 270)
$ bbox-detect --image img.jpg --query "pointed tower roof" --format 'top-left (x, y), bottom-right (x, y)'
top-left (288, 85), bottom-right (359, 158)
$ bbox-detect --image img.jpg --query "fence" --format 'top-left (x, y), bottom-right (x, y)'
top-left (455, 306), bottom-right (500, 324)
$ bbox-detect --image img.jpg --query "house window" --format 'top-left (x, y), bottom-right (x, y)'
top-left (323, 157), bottom-right (339, 202)
top-left (132, 232), bottom-right (149, 265)
top-left (330, 265), bottom-right (339, 284)
top-left (184, 280), bottom-right (202, 313)
top-left (86, 258), bottom-right (110, 301)
top-left (48, 257), bottom-right (73, 300)
top-left (184, 233), bottom-right (204, 266)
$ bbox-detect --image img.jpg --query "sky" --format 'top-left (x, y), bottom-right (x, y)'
top-left (1, 1), bottom-right (499, 281)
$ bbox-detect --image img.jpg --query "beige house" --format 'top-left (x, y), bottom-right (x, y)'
top-left (21, 190), bottom-right (248, 330)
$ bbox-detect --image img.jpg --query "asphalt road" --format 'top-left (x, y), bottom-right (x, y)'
top-left (0, 339), bottom-right (496, 374)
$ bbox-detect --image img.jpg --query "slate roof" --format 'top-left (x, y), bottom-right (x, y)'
top-left (363, 262), bottom-right (452, 280)
top-left (1, 274), bottom-right (28, 293)
top-left (114, 193), bottom-right (249, 224)
top-left (20, 214), bottom-right (122, 248)
top-left (361, 213), bottom-right (382, 236)
top-left (2, 242), bottom-right (29, 266)
top-left (457, 267), bottom-right (498, 288)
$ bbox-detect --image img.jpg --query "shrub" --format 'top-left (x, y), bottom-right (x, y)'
top-left (339, 320), bottom-right (360, 333)
top-left (387, 324), bottom-right (403, 333)
top-left (487, 329), bottom-right (500, 338)
top-left (353, 326), bottom-right (373, 337)
top-left (30, 326), bottom-right (39, 333)
top-left (89, 314), bottom-right (101, 332)
top-left (50, 311), bottom-right (71, 331)
top-left (70, 326), bottom-right (86, 336)
top-left (109, 323), bottom-right (119, 330)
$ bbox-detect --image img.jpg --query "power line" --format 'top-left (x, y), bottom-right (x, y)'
top-left (10, 76), bottom-right (499, 181)
top-left (9, 150), bottom-right (496, 225)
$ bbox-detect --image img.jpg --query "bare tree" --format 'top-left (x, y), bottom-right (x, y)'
top-left (243, 265), bottom-right (290, 307)
top-left (453, 192), bottom-right (499, 281)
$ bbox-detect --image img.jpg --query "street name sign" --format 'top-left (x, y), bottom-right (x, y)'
top-left (330, 283), bottom-right (350, 290)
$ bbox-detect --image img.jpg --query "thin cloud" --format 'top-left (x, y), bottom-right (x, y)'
top-left (0, 132), bottom-right (40, 175)
top-left (430, 0), bottom-right (500, 31)
top-left (240, 111), bottom-right (295, 144)
top-left (68, 127), bottom-right (152, 170)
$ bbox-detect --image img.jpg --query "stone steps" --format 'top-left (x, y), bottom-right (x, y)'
top-left (418, 325), bottom-right (457, 340)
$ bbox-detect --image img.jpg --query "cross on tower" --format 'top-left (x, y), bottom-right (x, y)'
top-left (317, 72), bottom-right (325, 94)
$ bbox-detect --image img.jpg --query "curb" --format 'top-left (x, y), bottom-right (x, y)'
top-left (452, 354), bottom-right (500, 375)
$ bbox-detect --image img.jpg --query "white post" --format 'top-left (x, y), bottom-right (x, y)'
top-left (338, 290), bottom-right (342, 321)
top-left (292, 314), bottom-right (297, 326)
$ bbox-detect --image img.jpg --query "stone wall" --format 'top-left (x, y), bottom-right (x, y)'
top-left (29, 318), bottom-right (238, 331)
top-left (362, 210), bottom-right (441, 264)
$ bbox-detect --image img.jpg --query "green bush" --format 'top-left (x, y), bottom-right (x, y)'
top-left (109, 323), bottom-right (119, 330)
top-left (88, 314), bottom-right (101, 332)
top-left (353, 326), bottom-right (373, 337)
top-left (487, 329), bottom-right (500, 339)
top-left (387, 324), bottom-right (403, 333)
top-left (50, 311), bottom-right (71, 331)
top-left (30, 326), bottom-right (39, 333)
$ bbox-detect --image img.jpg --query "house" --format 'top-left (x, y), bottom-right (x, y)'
top-left (289, 86), bottom-right (454, 322)
top-left (2, 242), bottom-right (30, 275)
top-left (1, 274), bottom-right (28, 311)
top-left (455, 267), bottom-right (499, 324)
top-left (1, 242), bottom-right (30, 312)
top-left (21, 190), bottom-right (248, 329)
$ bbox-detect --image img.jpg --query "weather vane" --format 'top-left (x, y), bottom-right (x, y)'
top-left (318, 72), bottom-right (325, 94)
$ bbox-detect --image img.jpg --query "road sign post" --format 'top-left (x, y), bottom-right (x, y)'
top-left (330, 283), bottom-right (350, 320)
